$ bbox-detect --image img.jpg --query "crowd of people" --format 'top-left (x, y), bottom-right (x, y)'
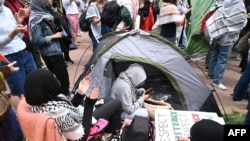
top-left (0, 0), bottom-right (250, 141)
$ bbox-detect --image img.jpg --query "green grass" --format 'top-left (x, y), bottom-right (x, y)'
top-left (223, 110), bottom-right (246, 125)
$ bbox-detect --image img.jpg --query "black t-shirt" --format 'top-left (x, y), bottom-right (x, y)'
top-left (160, 23), bottom-right (176, 37)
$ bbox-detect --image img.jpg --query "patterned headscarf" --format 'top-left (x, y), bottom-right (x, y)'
top-left (24, 69), bottom-right (61, 106)
top-left (28, 0), bottom-right (54, 39)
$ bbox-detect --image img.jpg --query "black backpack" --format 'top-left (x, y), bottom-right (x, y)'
top-left (121, 116), bottom-right (154, 141)
top-left (101, 1), bottom-right (121, 28)
top-left (79, 7), bottom-right (92, 32)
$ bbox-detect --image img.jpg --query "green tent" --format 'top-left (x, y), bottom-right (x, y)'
top-left (185, 0), bottom-right (214, 55)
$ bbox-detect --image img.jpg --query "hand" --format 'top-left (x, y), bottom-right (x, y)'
top-left (141, 90), bottom-right (150, 100)
top-left (184, 7), bottom-right (191, 15)
top-left (145, 87), bottom-right (154, 95)
top-left (177, 137), bottom-right (191, 141)
top-left (15, 25), bottom-right (27, 33)
top-left (7, 61), bottom-right (19, 73)
top-left (88, 87), bottom-right (100, 100)
top-left (77, 76), bottom-right (92, 95)
top-left (15, 8), bottom-right (26, 24)
top-left (51, 32), bottom-right (62, 39)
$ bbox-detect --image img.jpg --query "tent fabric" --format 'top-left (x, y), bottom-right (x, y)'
top-left (73, 30), bottom-right (218, 113)
top-left (185, 0), bottom-right (214, 55)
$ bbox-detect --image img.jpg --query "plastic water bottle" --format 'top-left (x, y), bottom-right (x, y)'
top-left (160, 94), bottom-right (172, 101)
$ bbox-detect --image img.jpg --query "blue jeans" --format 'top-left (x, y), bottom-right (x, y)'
top-left (207, 43), bottom-right (233, 84)
top-left (178, 27), bottom-right (188, 50)
top-left (0, 108), bottom-right (23, 141)
top-left (233, 60), bottom-right (250, 101)
top-left (0, 49), bottom-right (37, 95)
top-left (244, 99), bottom-right (250, 125)
top-left (101, 23), bottom-right (111, 36)
top-left (89, 29), bottom-right (99, 52)
top-left (162, 36), bottom-right (176, 44)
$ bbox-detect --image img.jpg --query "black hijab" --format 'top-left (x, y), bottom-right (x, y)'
top-left (24, 69), bottom-right (61, 106)
top-left (190, 119), bottom-right (224, 141)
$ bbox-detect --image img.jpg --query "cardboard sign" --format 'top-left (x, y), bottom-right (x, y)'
top-left (154, 109), bottom-right (225, 141)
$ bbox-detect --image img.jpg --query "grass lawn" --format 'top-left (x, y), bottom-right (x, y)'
top-left (223, 110), bottom-right (246, 125)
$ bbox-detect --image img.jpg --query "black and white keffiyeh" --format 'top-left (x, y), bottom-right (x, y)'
top-left (206, 1), bottom-right (247, 42)
top-left (32, 100), bottom-right (85, 140)
top-left (119, 72), bottom-right (137, 102)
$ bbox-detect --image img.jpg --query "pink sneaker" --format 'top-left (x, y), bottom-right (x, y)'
top-left (87, 118), bottom-right (108, 141)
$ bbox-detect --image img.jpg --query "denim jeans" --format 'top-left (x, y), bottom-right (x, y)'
top-left (89, 29), bottom-right (99, 52)
top-left (0, 49), bottom-right (37, 95)
top-left (0, 108), bottom-right (23, 141)
top-left (101, 23), bottom-right (111, 36)
top-left (178, 27), bottom-right (188, 50)
top-left (244, 99), bottom-right (250, 125)
top-left (207, 43), bottom-right (233, 84)
top-left (233, 60), bottom-right (250, 101)
top-left (161, 36), bottom-right (176, 44)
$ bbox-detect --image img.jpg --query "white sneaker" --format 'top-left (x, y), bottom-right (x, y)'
top-left (212, 83), bottom-right (227, 90)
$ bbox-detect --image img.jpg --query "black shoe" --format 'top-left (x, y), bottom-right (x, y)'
top-left (65, 59), bottom-right (74, 64)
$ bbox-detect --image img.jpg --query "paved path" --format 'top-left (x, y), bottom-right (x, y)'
top-left (68, 32), bottom-right (248, 116)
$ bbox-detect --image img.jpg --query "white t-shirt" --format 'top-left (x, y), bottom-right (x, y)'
top-left (85, 3), bottom-right (102, 40)
top-left (62, 0), bottom-right (79, 14)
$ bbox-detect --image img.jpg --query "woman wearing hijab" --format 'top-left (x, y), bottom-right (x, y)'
top-left (23, 69), bottom-right (122, 141)
top-left (28, 0), bottom-right (70, 96)
top-left (177, 119), bottom-right (224, 141)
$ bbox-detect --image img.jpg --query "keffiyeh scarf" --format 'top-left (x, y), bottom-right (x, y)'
top-left (119, 72), bottom-right (137, 102)
top-left (206, 1), bottom-right (247, 42)
top-left (156, 2), bottom-right (182, 26)
top-left (31, 100), bottom-right (85, 140)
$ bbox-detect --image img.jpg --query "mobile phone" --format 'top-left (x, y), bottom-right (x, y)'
top-left (145, 87), bottom-right (154, 95)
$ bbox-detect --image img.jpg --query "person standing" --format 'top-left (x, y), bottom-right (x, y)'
top-left (61, 0), bottom-right (80, 46)
top-left (29, 0), bottom-right (70, 96)
top-left (114, 0), bottom-right (140, 31)
top-left (5, 0), bottom-right (45, 69)
top-left (85, 0), bottom-right (106, 51)
top-left (0, 0), bottom-right (37, 111)
top-left (139, 0), bottom-right (155, 31)
top-left (206, 0), bottom-right (247, 90)
top-left (231, 52), bottom-right (250, 124)
top-left (154, 0), bottom-right (187, 44)
top-left (51, 1), bottom-right (74, 65)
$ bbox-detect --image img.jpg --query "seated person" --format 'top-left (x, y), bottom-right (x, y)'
top-left (110, 63), bottom-right (151, 120)
top-left (23, 69), bottom-right (122, 141)
top-left (177, 119), bottom-right (223, 141)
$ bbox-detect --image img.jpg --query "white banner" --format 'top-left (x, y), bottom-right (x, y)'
top-left (154, 109), bottom-right (225, 141)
